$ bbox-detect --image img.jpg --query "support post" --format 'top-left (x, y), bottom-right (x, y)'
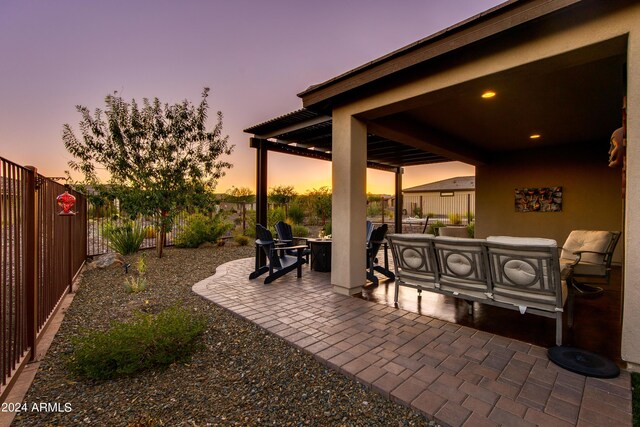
top-left (24, 166), bottom-right (37, 361)
top-left (395, 167), bottom-right (403, 234)
top-left (252, 138), bottom-right (268, 267)
top-left (331, 113), bottom-right (367, 295)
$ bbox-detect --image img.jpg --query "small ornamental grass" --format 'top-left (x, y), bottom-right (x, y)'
top-left (68, 306), bottom-right (207, 380)
top-left (123, 256), bottom-right (148, 293)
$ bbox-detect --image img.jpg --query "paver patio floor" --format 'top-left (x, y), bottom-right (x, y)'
top-left (192, 258), bottom-right (632, 427)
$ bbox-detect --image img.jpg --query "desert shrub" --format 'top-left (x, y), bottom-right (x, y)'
top-left (467, 223), bottom-right (475, 238)
top-left (447, 212), bottom-right (462, 225)
top-left (124, 256), bottom-right (148, 293)
top-left (292, 225), bottom-right (309, 237)
top-left (103, 220), bottom-right (146, 255)
top-left (175, 213), bottom-right (232, 248)
top-left (234, 234), bottom-right (250, 246)
top-left (466, 211), bottom-right (475, 223)
top-left (287, 204), bottom-right (305, 225)
top-left (412, 206), bottom-right (423, 218)
top-left (367, 203), bottom-right (382, 217)
top-left (68, 306), bottom-right (206, 380)
top-left (124, 276), bottom-right (147, 293)
top-left (267, 207), bottom-right (286, 229)
top-left (245, 210), bottom-right (257, 238)
top-left (323, 221), bottom-right (332, 236)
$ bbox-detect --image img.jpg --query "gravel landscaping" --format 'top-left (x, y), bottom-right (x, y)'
top-left (13, 245), bottom-right (436, 426)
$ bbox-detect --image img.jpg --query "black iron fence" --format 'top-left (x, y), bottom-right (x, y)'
top-left (1, 156), bottom-right (86, 402)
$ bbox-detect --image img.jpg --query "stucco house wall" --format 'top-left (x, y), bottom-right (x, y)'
top-left (475, 142), bottom-right (623, 262)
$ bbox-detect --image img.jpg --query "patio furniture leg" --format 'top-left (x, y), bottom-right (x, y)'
top-left (556, 311), bottom-right (563, 346)
top-left (466, 300), bottom-right (473, 315)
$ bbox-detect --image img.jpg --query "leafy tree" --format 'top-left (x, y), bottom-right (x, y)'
top-left (268, 185), bottom-right (296, 217)
top-left (63, 88), bottom-right (233, 257)
top-left (224, 186), bottom-right (255, 233)
top-left (224, 186), bottom-right (255, 209)
top-left (306, 187), bottom-right (332, 225)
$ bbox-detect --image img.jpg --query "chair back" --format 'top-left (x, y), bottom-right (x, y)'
top-left (274, 221), bottom-right (293, 242)
top-left (387, 233), bottom-right (437, 287)
top-left (367, 224), bottom-right (388, 266)
top-left (561, 230), bottom-right (615, 265)
top-left (366, 220), bottom-right (374, 244)
top-left (486, 236), bottom-right (563, 311)
top-left (432, 236), bottom-right (491, 300)
top-left (256, 224), bottom-right (282, 269)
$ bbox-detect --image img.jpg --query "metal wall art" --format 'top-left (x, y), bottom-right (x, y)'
top-left (515, 187), bottom-right (562, 212)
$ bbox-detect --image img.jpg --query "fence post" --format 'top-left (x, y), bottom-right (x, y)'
top-left (24, 166), bottom-right (38, 361)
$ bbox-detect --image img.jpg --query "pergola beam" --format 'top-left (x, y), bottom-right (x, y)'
top-left (367, 117), bottom-right (489, 166)
top-left (250, 137), bottom-right (398, 173)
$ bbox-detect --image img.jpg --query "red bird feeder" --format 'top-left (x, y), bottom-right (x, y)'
top-left (57, 191), bottom-right (76, 216)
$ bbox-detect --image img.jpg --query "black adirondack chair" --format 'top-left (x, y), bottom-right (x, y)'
top-left (274, 221), bottom-right (311, 262)
top-left (366, 224), bottom-right (395, 287)
top-left (249, 224), bottom-right (307, 284)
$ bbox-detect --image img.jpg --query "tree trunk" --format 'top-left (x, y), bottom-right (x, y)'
top-left (156, 223), bottom-right (166, 258)
top-left (242, 204), bottom-right (246, 233)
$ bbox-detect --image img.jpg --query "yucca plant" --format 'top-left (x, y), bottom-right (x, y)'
top-left (103, 220), bottom-right (146, 255)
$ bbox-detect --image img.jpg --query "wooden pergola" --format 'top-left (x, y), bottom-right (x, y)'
top-left (244, 108), bottom-right (453, 233)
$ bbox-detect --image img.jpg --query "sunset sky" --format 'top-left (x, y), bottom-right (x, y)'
top-left (0, 0), bottom-right (502, 194)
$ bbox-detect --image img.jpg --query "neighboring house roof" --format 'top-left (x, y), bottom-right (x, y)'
top-left (403, 176), bottom-right (475, 193)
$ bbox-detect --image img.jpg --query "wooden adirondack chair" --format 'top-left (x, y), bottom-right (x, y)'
top-left (249, 224), bottom-right (307, 284)
top-left (274, 221), bottom-right (310, 263)
top-left (366, 224), bottom-right (395, 287)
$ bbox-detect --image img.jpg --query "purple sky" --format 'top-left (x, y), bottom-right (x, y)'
top-left (0, 0), bottom-right (502, 193)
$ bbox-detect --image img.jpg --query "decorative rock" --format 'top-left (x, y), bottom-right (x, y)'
top-left (87, 253), bottom-right (126, 269)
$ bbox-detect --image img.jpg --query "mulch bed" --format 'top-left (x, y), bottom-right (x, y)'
top-left (13, 245), bottom-right (436, 426)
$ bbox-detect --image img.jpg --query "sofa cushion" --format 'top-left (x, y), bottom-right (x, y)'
top-left (487, 236), bottom-right (557, 247)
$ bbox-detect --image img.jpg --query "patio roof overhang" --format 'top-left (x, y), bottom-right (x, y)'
top-left (244, 109), bottom-right (451, 173)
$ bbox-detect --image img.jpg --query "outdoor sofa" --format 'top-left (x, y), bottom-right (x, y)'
top-left (387, 234), bottom-right (570, 346)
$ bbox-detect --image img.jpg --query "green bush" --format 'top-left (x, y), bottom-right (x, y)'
top-left (367, 203), bottom-right (382, 217)
top-left (245, 210), bottom-right (256, 238)
top-left (287, 204), bottom-right (305, 225)
top-left (175, 213), bottom-right (232, 248)
top-left (103, 220), bottom-right (146, 255)
top-left (427, 220), bottom-right (446, 235)
top-left (412, 206), bottom-right (423, 218)
top-left (234, 234), bottom-right (250, 246)
top-left (267, 207), bottom-right (286, 229)
top-left (69, 306), bottom-right (206, 380)
top-left (467, 223), bottom-right (475, 238)
top-left (292, 225), bottom-right (309, 237)
top-left (323, 221), bottom-right (332, 236)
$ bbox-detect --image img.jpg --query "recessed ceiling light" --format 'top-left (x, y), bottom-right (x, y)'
top-left (529, 134), bottom-right (541, 140)
top-left (481, 91), bottom-right (496, 99)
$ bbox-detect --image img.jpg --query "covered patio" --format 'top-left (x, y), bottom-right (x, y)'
top-left (245, 0), bottom-right (638, 371)
top-left (193, 259), bottom-right (632, 426)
